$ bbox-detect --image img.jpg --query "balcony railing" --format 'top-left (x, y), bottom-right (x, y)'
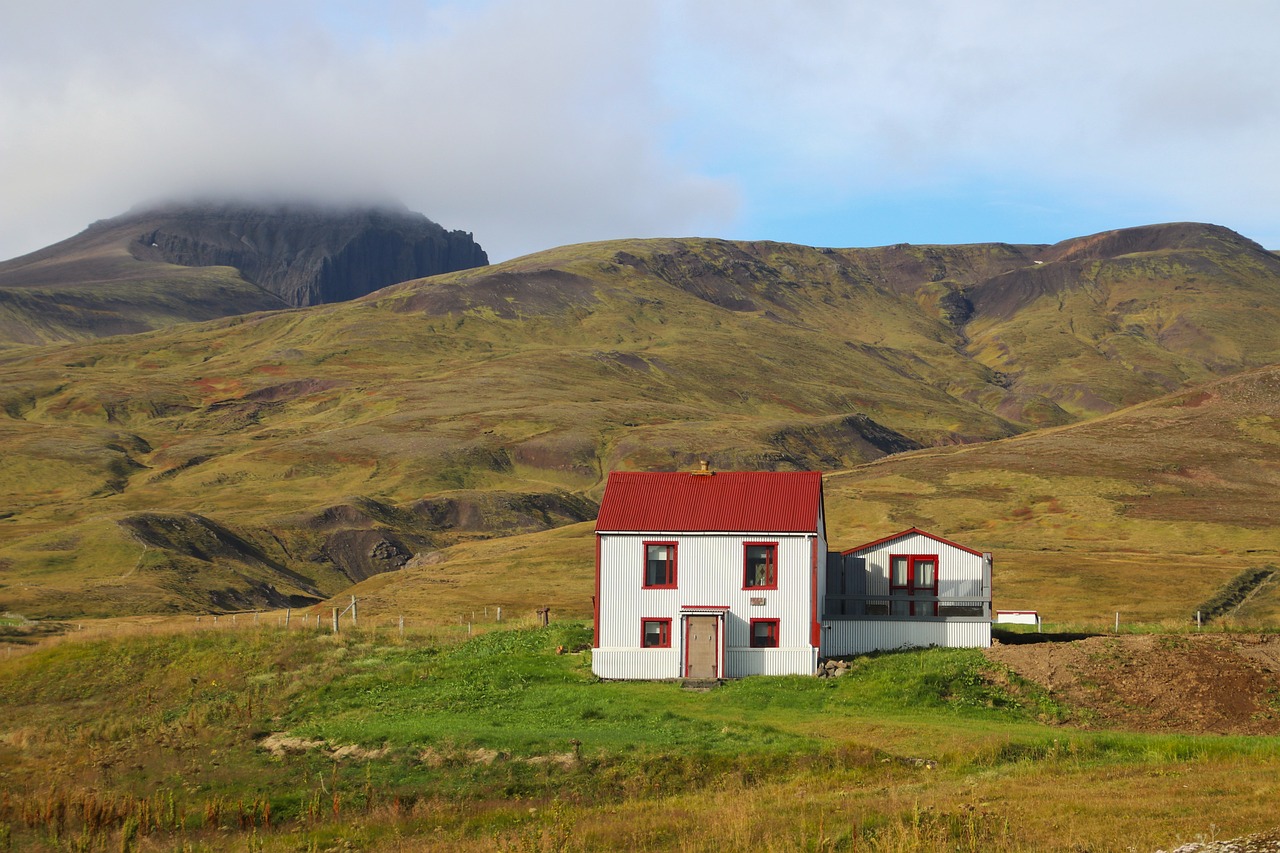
top-left (823, 594), bottom-right (991, 621)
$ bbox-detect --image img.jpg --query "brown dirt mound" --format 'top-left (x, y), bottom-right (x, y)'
top-left (986, 633), bottom-right (1280, 735)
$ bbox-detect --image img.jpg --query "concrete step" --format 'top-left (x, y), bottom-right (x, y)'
top-left (680, 678), bottom-right (721, 691)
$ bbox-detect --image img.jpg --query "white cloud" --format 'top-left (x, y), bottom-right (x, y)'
top-left (3, 0), bottom-right (1279, 264)
top-left (0, 0), bottom-right (740, 262)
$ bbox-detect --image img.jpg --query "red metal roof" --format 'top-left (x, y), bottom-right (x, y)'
top-left (842, 527), bottom-right (985, 557)
top-left (595, 470), bottom-right (824, 534)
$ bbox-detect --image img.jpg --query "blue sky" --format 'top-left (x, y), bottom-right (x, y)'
top-left (2, 1), bottom-right (1279, 262)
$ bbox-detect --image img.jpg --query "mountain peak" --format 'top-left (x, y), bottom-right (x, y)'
top-left (1039, 222), bottom-right (1267, 264)
top-left (115, 201), bottom-right (487, 307)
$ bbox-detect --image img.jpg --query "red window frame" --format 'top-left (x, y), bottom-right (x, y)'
top-left (640, 617), bottom-right (672, 648)
top-left (749, 618), bottom-right (780, 648)
top-left (889, 553), bottom-right (939, 616)
top-left (743, 542), bottom-right (779, 590)
top-left (642, 541), bottom-right (678, 589)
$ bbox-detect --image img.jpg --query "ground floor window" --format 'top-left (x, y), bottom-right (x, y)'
top-left (641, 618), bottom-right (671, 648)
top-left (750, 618), bottom-right (780, 648)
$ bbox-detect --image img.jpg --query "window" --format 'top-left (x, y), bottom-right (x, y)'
top-left (938, 602), bottom-right (986, 617)
top-left (890, 556), bottom-right (910, 590)
top-left (914, 558), bottom-right (936, 591)
top-left (750, 618), bottom-right (780, 648)
top-left (743, 543), bottom-right (778, 589)
top-left (643, 542), bottom-right (677, 588)
top-left (889, 554), bottom-right (939, 616)
top-left (641, 618), bottom-right (671, 648)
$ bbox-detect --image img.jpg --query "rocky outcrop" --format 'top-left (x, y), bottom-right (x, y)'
top-left (124, 201), bottom-right (488, 306)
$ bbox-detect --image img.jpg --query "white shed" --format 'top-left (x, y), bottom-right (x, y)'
top-left (822, 528), bottom-right (992, 655)
top-left (592, 468), bottom-right (827, 680)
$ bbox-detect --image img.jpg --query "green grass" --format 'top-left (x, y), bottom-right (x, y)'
top-left (285, 630), bottom-right (1059, 761)
top-left (4, 622), bottom-right (1280, 851)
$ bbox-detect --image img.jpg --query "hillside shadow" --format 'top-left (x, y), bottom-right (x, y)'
top-left (993, 628), bottom-right (1102, 645)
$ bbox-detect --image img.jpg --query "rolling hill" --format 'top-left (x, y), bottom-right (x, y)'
top-left (332, 362), bottom-right (1280, 628)
top-left (0, 222), bottom-right (1277, 619)
top-left (0, 201), bottom-right (488, 347)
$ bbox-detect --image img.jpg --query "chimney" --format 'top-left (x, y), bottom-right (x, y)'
top-left (691, 460), bottom-right (714, 477)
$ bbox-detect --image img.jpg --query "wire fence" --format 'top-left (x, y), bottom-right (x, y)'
top-left (0, 600), bottom-right (565, 659)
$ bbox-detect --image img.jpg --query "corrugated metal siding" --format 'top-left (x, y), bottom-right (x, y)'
top-left (595, 471), bottom-right (823, 533)
top-left (592, 648), bottom-right (680, 680)
top-left (594, 531), bottom-right (818, 679)
top-left (852, 532), bottom-right (985, 598)
top-left (821, 620), bottom-right (991, 656)
top-left (727, 648), bottom-right (817, 677)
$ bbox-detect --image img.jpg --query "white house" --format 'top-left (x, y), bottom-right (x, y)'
top-left (592, 467), bottom-right (827, 680)
top-left (822, 527), bottom-right (992, 655)
top-left (591, 468), bottom-right (992, 680)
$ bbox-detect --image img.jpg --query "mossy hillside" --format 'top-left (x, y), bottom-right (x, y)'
top-left (0, 239), bottom-right (1025, 615)
top-left (325, 363), bottom-right (1280, 630)
top-left (4, 231), bottom-right (1280, 617)
top-left (0, 266), bottom-right (288, 349)
top-left (825, 364), bottom-right (1280, 624)
top-left (966, 247), bottom-right (1280, 418)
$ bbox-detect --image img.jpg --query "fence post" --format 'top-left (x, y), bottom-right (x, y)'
top-left (351, 596), bottom-right (357, 628)
top-left (1197, 610), bottom-right (1202, 630)
top-left (497, 606), bottom-right (502, 623)
top-left (332, 608), bottom-right (339, 633)
top-left (285, 609), bottom-right (291, 628)
top-left (398, 615), bottom-right (404, 637)
top-left (1114, 612), bottom-right (1119, 633)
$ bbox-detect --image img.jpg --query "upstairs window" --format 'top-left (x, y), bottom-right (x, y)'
top-left (750, 618), bottom-right (780, 648)
top-left (641, 618), bottom-right (671, 648)
top-left (644, 542), bottom-right (677, 588)
top-left (743, 543), bottom-right (778, 589)
top-left (890, 556), bottom-right (910, 591)
top-left (890, 554), bottom-right (939, 616)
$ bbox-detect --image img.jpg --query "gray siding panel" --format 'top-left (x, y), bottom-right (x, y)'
top-left (821, 620), bottom-right (991, 656)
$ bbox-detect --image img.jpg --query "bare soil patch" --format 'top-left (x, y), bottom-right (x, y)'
top-left (259, 733), bottom-right (388, 760)
top-left (986, 633), bottom-right (1280, 734)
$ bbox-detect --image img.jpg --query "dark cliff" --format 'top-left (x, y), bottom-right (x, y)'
top-left (124, 202), bottom-right (489, 306)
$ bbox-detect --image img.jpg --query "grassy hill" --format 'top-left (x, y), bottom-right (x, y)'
top-left (333, 363), bottom-right (1280, 629)
top-left (1, 224), bottom-right (1278, 618)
